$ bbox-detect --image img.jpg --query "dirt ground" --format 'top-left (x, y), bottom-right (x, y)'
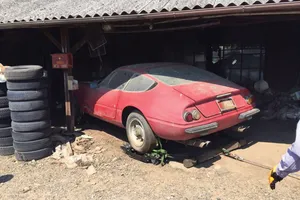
top-left (1, 118), bottom-right (300, 200)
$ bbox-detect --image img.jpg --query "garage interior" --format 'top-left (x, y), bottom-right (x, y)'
top-left (1, 1), bottom-right (300, 197)
top-left (0, 16), bottom-right (299, 123)
top-left (0, 11), bottom-right (300, 165)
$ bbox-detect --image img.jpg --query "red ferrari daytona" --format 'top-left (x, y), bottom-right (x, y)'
top-left (75, 63), bottom-right (259, 153)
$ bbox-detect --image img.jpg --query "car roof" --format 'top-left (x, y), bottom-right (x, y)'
top-left (118, 62), bottom-right (186, 73)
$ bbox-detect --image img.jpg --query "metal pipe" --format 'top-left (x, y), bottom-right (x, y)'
top-left (203, 11), bottom-right (300, 19)
top-left (106, 21), bottom-right (220, 34)
top-left (240, 43), bottom-right (244, 83)
top-left (2, 2), bottom-right (300, 30)
top-left (178, 139), bottom-right (211, 148)
top-left (222, 149), bottom-right (300, 180)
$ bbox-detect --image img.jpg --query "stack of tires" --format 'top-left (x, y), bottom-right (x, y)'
top-left (5, 65), bottom-right (53, 161)
top-left (0, 82), bottom-right (13, 156)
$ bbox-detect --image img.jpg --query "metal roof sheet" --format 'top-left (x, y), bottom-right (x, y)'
top-left (0, 0), bottom-right (294, 24)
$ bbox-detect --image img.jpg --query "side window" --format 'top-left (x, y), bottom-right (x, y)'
top-left (124, 74), bottom-right (157, 92)
top-left (108, 70), bottom-right (133, 89)
top-left (98, 71), bottom-right (116, 88)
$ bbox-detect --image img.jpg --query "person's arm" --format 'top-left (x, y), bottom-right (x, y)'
top-left (269, 120), bottom-right (300, 189)
top-left (276, 144), bottom-right (300, 178)
top-left (269, 145), bottom-right (300, 190)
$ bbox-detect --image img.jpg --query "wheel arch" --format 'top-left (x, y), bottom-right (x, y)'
top-left (121, 106), bottom-right (144, 127)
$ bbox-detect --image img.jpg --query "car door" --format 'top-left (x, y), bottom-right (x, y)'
top-left (94, 69), bottom-right (134, 121)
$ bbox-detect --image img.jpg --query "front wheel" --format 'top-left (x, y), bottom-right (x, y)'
top-left (126, 111), bottom-right (157, 154)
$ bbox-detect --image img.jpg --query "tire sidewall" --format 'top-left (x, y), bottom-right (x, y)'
top-left (126, 111), bottom-right (157, 154)
top-left (5, 65), bottom-right (43, 81)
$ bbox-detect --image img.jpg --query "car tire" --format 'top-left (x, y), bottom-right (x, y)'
top-left (126, 111), bottom-right (157, 154)
top-left (0, 96), bottom-right (8, 108)
top-left (0, 118), bottom-right (11, 128)
top-left (9, 100), bottom-right (48, 111)
top-left (12, 120), bottom-right (51, 132)
top-left (7, 89), bottom-right (47, 101)
top-left (0, 137), bottom-right (13, 146)
top-left (0, 146), bottom-right (14, 156)
top-left (12, 128), bottom-right (51, 142)
top-left (0, 127), bottom-right (12, 137)
top-left (15, 147), bottom-right (52, 161)
top-left (11, 109), bottom-right (49, 122)
top-left (4, 65), bottom-right (43, 81)
top-left (13, 137), bottom-right (52, 152)
top-left (0, 107), bottom-right (10, 119)
top-left (7, 79), bottom-right (48, 91)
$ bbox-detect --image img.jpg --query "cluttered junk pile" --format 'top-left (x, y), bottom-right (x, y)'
top-left (253, 80), bottom-right (300, 121)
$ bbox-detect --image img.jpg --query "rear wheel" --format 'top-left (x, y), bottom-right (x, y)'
top-left (126, 111), bottom-right (157, 154)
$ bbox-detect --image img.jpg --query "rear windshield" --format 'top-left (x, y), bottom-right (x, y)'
top-left (147, 65), bottom-right (217, 86)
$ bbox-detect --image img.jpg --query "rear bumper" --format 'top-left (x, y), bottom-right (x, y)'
top-left (238, 108), bottom-right (260, 120)
top-left (185, 122), bottom-right (218, 135)
top-left (184, 108), bottom-right (260, 136)
top-left (148, 107), bottom-right (260, 141)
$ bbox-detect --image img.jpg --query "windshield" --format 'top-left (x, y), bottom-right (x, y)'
top-left (147, 65), bottom-right (217, 86)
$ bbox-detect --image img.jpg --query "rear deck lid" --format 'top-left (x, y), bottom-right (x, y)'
top-left (147, 64), bottom-right (247, 117)
top-left (172, 79), bottom-right (243, 102)
top-left (173, 80), bottom-right (246, 117)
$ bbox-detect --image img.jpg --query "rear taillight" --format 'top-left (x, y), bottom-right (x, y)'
top-left (183, 109), bottom-right (201, 122)
top-left (183, 112), bottom-right (193, 122)
top-left (191, 110), bottom-right (201, 120)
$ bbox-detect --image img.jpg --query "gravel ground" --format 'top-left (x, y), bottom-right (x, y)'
top-left (1, 120), bottom-right (300, 200)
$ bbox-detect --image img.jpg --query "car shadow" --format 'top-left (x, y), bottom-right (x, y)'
top-left (77, 115), bottom-right (248, 168)
top-left (78, 114), bottom-right (128, 142)
top-left (242, 117), bottom-right (296, 145)
top-left (74, 111), bottom-right (297, 169)
top-left (0, 174), bottom-right (13, 183)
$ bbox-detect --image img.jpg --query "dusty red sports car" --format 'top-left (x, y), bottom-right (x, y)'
top-left (75, 63), bottom-right (259, 153)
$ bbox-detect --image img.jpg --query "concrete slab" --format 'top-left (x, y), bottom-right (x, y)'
top-left (214, 118), bottom-right (300, 177)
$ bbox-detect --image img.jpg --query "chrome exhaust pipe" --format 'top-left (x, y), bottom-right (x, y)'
top-left (178, 139), bottom-right (211, 148)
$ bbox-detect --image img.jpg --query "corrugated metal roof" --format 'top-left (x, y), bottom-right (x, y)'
top-left (0, 0), bottom-right (294, 24)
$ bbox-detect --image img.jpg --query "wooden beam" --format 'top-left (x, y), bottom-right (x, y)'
top-left (43, 30), bottom-right (62, 51)
top-left (60, 27), bottom-right (75, 133)
top-left (71, 36), bottom-right (86, 54)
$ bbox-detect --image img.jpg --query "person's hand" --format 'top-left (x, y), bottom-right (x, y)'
top-left (269, 165), bottom-right (283, 190)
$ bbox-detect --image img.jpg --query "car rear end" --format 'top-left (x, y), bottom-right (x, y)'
top-left (147, 64), bottom-right (259, 141)
top-left (181, 92), bottom-right (258, 135)
top-left (175, 87), bottom-right (258, 140)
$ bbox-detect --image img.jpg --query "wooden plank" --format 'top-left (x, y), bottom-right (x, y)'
top-left (60, 28), bottom-right (75, 133)
top-left (43, 30), bottom-right (62, 51)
